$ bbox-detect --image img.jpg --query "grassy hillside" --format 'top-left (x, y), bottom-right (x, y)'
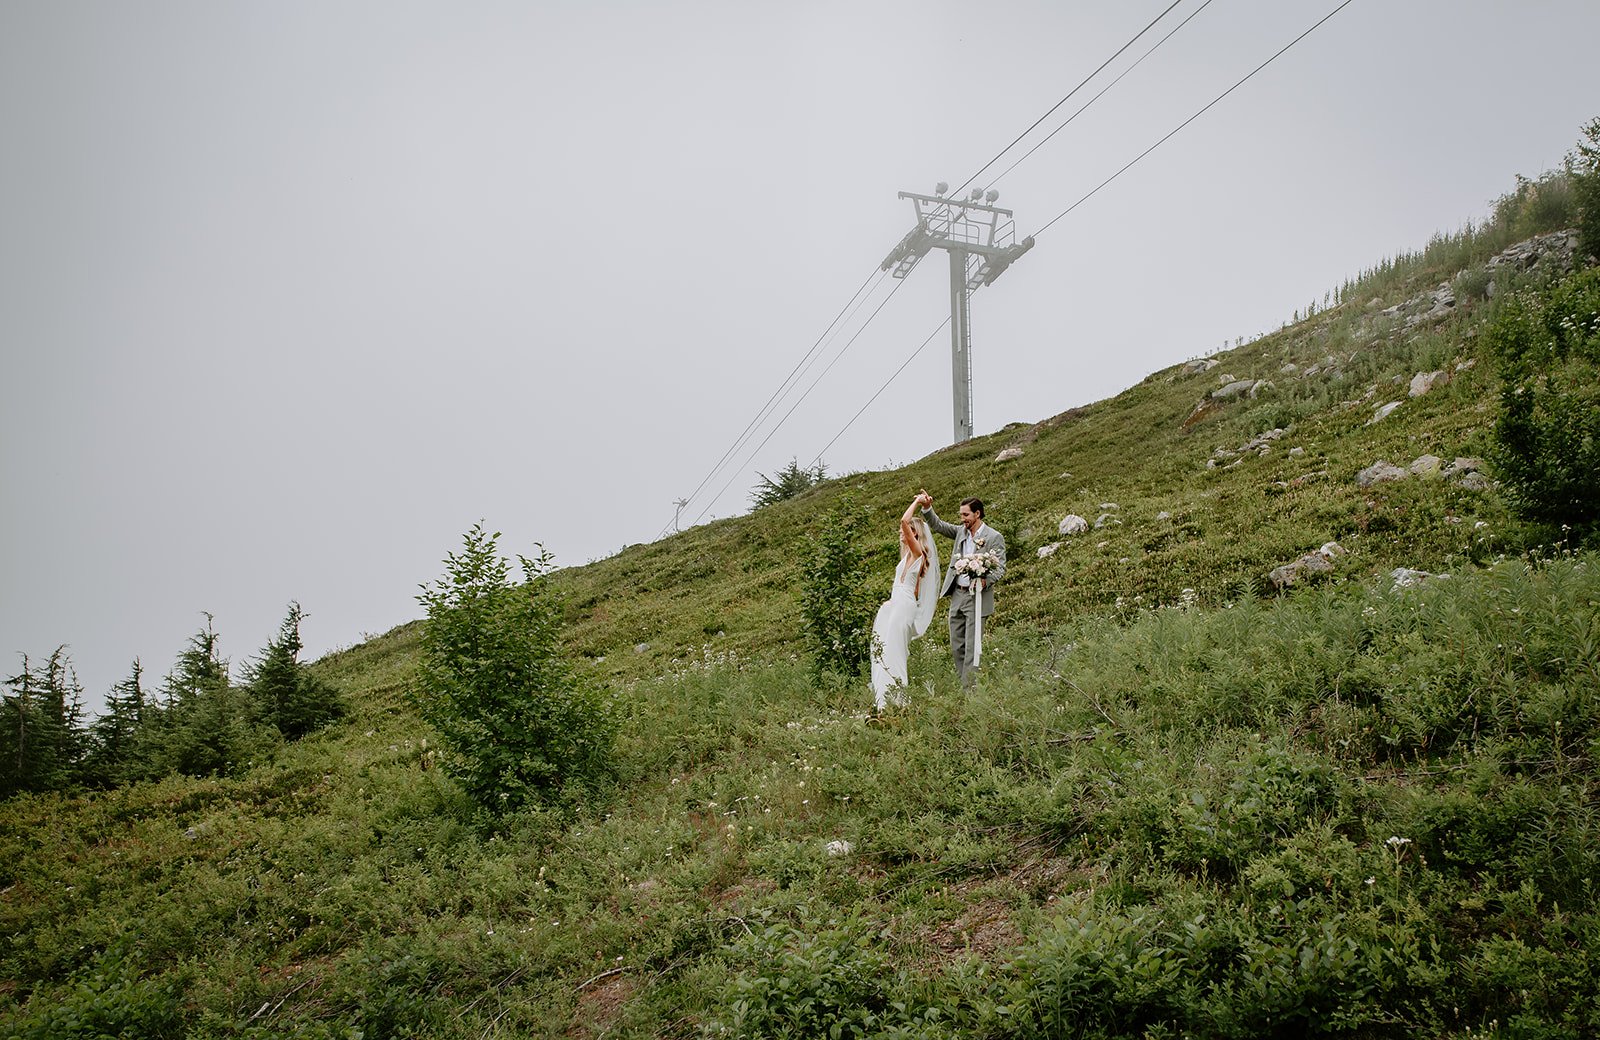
top-left (4, 197), bottom-right (1598, 1037)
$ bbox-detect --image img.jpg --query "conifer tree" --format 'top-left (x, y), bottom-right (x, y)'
top-left (134, 618), bottom-right (272, 779)
top-left (83, 660), bottom-right (146, 787)
top-left (1, 647), bottom-right (86, 796)
top-left (244, 603), bottom-right (341, 739)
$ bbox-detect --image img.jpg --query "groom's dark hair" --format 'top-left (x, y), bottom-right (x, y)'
top-left (962, 497), bottom-right (985, 518)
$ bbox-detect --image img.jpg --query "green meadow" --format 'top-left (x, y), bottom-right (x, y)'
top-left (4, 169), bottom-right (1598, 1037)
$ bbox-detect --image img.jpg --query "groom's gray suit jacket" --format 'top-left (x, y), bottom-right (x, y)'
top-left (922, 507), bottom-right (1007, 617)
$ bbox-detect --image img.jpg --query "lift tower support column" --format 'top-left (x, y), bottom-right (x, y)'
top-left (879, 184), bottom-right (1035, 444)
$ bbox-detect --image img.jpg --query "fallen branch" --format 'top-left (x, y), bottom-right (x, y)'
top-left (577, 965), bottom-right (630, 991)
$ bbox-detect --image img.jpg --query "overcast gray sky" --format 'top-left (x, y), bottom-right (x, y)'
top-left (3, 0), bottom-right (1597, 711)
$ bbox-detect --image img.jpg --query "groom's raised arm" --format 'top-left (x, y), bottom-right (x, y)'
top-left (921, 504), bottom-right (960, 540)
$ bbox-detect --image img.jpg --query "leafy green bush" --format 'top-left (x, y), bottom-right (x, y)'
top-left (1485, 266), bottom-right (1600, 527)
top-left (415, 523), bottom-right (614, 812)
top-left (709, 915), bottom-right (940, 1039)
top-left (1570, 116), bottom-right (1600, 262)
top-left (3, 968), bottom-right (184, 1040)
top-left (799, 497), bottom-right (877, 680)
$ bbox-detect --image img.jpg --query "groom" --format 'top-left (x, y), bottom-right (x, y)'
top-left (917, 490), bottom-right (1006, 686)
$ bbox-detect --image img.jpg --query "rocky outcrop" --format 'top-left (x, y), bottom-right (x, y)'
top-left (1485, 229), bottom-right (1581, 292)
top-left (1358, 456), bottom-right (1490, 490)
top-left (1390, 567), bottom-right (1448, 590)
top-left (1269, 541), bottom-right (1346, 589)
top-left (1208, 427), bottom-right (1288, 468)
top-left (1408, 370), bottom-right (1451, 398)
top-left (995, 447), bottom-right (1024, 462)
top-left (1357, 460), bottom-right (1409, 487)
top-left (1368, 401), bottom-right (1403, 424)
top-left (1380, 283), bottom-right (1457, 330)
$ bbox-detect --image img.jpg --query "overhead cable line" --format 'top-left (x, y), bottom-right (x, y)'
top-left (692, 275), bottom-right (915, 525)
top-left (951, 0), bottom-right (1184, 200)
top-left (808, 317), bottom-right (952, 470)
top-left (981, 0), bottom-right (1218, 193)
top-left (657, 264), bottom-right (891, 539)
top-left (1034, 0), bottom-right (1357, 239)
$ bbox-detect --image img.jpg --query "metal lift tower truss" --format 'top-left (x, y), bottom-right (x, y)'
top-left (880, 185), bottom-right (1034, 443)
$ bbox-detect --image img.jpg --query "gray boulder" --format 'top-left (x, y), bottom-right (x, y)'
top-left (1368, 401), bottom-right (1402, 424)
top-left (1357, 460), bottom-right (1409, 487)
top-left (1409, 454), bottom-right (1443, 478)
top-left (1409, 370), bottom-right (1451, 398)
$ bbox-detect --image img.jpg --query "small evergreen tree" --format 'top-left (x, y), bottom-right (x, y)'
top-left (132, 618), bottom-right (274, 779)
top-left (82, 659), bottom-right (146, 787)
top-left (244, 603), bottom-right (341, 739)
top-left (416, 523), bottom-right (614, 812)
top-left (799, 497), bottom-right (877, 680)
top-left (1, 647), bottom-right (86, 796)
top-left (750, 458), bottom-right (827, 509)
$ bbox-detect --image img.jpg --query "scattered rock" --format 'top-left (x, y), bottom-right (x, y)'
top-left (1289, 446), bottom-right (1305, 457)
top-left (1391, 567), bottom-right (1448, 590)
top-left (1381, 282), bottom-right (1459, 330)
top-left (1182, 358), bottom-right (1221, 374)
top-left (1280, 362), bottom-right (1300, 374)
top-left (1408, 370), bottom-right (1451, 398)
top-left (1058, 514), bottom-right (1089, 536)
top-left (1269, 544), bottom-right (1342, 589)
top-left (1099, 502), bottom-right (1120, 512)
top-left (995, 447), bottom-right (1024, 462)
top-left (634, 643), bottom-right (651, 654)
top-left (1357, 460), bottom-right (1409, 487)
top-left (1454, 471), bottom-right (1495, 492)
top-left (1094, 513), bottom-right (1122, 529)
top-left (1455, 358), bottom-right (1477, 373)
top-left (1272, 469), bottom-right (1329, 491)
top-left (1409, 454), bottom-right (1444, 478)
top-left (825, 839), bottom-right (855, 857)
top-left (1368, 401), bottom-right (1403, 424)
top-left (1212, 379), bottom-right (1259, 400)
top-left (1037, 542), bottom-right (1062, 558)
top-left (1155, 510), bottom-right (1172, 521)
top-left (1485, 229), bottom-right (1580, 290)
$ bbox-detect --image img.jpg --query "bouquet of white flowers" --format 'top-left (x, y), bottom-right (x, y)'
top-left (952, 550), bottom-right (1001, 580)
top-left (952, 545), bottom-right (1000, 667)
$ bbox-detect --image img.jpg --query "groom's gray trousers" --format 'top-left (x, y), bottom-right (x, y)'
top-left (948, 585), bottom-right (981, 686)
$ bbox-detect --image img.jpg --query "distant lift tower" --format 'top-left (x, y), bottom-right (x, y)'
top-left (880, 183), bottom-right (1034, 443)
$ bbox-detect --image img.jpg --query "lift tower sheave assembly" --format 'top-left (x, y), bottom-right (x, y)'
top-left (880, 183), bottom-right (1034, 444)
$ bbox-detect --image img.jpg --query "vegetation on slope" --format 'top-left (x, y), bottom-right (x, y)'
top-left (3, 159), bottom-right (1598, 1038)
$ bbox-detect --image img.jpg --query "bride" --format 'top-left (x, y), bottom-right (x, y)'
top-left (870, 494), bottom-right (941, 711)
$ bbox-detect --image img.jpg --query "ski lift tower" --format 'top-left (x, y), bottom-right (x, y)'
top-left (880, 183), bottom-right (1034, 444)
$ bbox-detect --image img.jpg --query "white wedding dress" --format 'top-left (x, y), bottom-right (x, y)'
top-left (870, 526), bottom-right (940, 711)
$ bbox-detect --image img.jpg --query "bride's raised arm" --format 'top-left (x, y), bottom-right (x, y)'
top-left (899, 498), bottom-right (925, 561)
